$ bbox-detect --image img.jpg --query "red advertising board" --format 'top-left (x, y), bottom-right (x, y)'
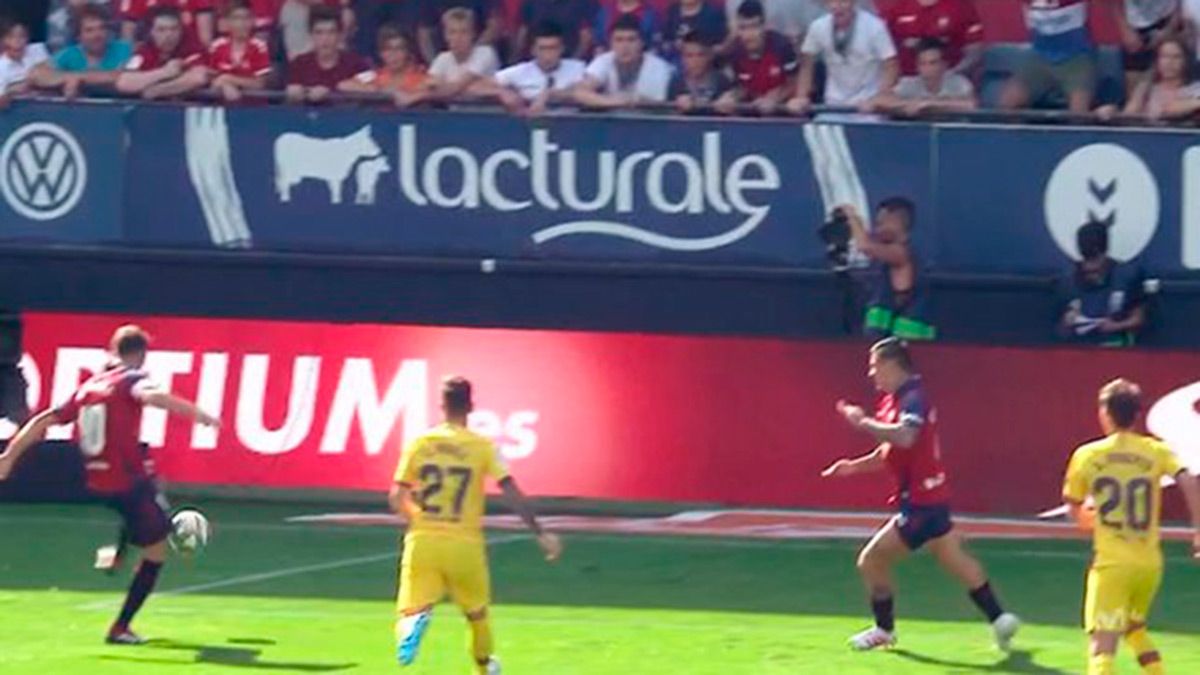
top-left (5, 313), bottom-right (1198, 515)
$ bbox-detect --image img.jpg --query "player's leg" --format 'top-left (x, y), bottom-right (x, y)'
top-left (107, 484), bottom-right (172, 644)
top-left (447, 541), bottom-right (499, 674)
top-left (1084, 566), bottom-right (1133, 675)
top-left (849, 518), bottom-right (908, 650)
top-left (1122, 566), bottom-right (1165, 674)
top-left (925, 526), bottom-right (1019, 649)
top-left (396, 538), bottom-right (444, 666)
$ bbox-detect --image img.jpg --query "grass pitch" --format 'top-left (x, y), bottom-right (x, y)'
top-left (1, 500), bottom-right (1197, 674)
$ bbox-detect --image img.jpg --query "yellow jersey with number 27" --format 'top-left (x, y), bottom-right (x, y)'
top-left (1062, 432), bottom-right (1184, 569)
top-left (394, 423), bottom-right (510, 543)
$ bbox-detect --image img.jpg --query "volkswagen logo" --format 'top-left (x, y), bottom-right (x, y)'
top-left (0, 122), bottom-right (87, 221)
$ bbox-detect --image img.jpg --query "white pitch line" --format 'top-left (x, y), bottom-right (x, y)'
top-left (78, 534), bottom-right (527, 611)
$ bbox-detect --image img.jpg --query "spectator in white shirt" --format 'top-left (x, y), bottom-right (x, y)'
top-left (875, 38), bottom-right (976, 116)
top-left (492, 20), bottom-right (586, 115)
top-left (1185, 0), bottom-right (1200, 56)
top-left (789, 0), bottom-right (897, 113)
top-left (427, 6), bottom-right (500, 101)
top-left (575, 14), bottom-right (674, 108)
top-left (0, 19), bottom-right (50, 102)
top-left (1115, 0), bottom-right (1180, 94)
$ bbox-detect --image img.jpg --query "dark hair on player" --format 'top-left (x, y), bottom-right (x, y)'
top-left (871, 337), bottom-right (914, 372)
top-left (110, 325), bottom-right (151, 359)
top-left (1077, 220), bottom-right (1110, 260)
top-left (149, 5), bottom-right (184, 25)
top-left (611, 14), bottom-right (643, 39)
top-left (1099, 378), bottom-right (1142, 429)
top-left (442, 376), bottom-right (474, 416)
top-left (878, 196), bottom-right (916, 232)
top-left (77, 4), bottom-right (112, 30)
top-left (737, 0), bottom-right (766, 21)
top-left (308, 5), bottom-right (342, 33)
top-left (533, 19), bottom-right (565, 42)
top-left (915, 37), bottom-right (947, 58)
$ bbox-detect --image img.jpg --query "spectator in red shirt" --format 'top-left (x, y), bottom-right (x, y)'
top-left (279, 0), bottom-right (353, 59)
top-left (883, 0), bottom-right (983, 77)
top-left (119, 0), bottom-right (216, 48)
top-left (729, 0), bottom-right (798, 114)
top-left (116, 6), bottom-right (207, 97)
top-left (208, 0), bottom-right (272, 102)
top-left (286, 5), bottom-right (368, 103)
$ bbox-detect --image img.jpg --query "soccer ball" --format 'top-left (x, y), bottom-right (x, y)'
top-left (170, 508), bottom-right (211, 554)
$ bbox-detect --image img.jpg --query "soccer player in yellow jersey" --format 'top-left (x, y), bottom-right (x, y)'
top-left (1062, 378), bottom-right (1200, 675)
top-left (388, 376), bottom-right (561, 674)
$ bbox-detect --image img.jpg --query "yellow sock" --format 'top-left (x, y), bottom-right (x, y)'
top-left (468, 612), bottom-right (494, 674)
top-left (1088, 653), bottom-right (1115, 675)
top-left (1125, 628), bottom-right (1164, 674)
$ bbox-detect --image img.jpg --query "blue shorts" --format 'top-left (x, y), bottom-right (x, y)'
top-left (893, 503), bottom-right (953, 551)
top-left (99, 481), bottom-right (172, 547)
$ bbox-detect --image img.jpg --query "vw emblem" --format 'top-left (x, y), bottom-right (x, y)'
top-left (0, 122), bottom-right (87, 221)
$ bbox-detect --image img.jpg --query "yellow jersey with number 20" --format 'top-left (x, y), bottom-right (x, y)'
top-left (1062, 432), bottom-right (1184, 569)
top-left (394, 423), bottom-right (510, 542)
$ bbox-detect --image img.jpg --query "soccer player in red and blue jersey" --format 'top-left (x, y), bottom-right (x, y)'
top-left (0, 325), bottom-right (219, 645)
top-left (822, 338), bottom-right (1020, 651)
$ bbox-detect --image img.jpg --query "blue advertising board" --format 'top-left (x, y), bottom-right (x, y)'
top-left (0, 103), bottom-right (125, 243)
top-left (10, 100), bottom-right (1200, 277)
top-left (124, 106), bottom-right (933, 268)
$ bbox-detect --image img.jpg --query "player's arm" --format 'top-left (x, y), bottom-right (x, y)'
top-left (1174, 469), bottom-right (1200, 559)
top-left (836, 399), bottom-right (918, 448)
top-left (137, 389), bottom-right (220, 427)
top-left (841, 204), bottom-right (911, 267)
top-left (0, 409), bottom-right (62, 480)
top-left (821, 445), bottom-right (886, 478)
top-left (1061, 449), bottom-right (1095, 531)
top-left (498, 476), bottom-right (562, 562)
top-left (387, 481), bottom-right (416, 524)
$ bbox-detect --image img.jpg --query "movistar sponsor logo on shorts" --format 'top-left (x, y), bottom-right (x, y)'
top-left (271, 125), bottom-right (783, 252)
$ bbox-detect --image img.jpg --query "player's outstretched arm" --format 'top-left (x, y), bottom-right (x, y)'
top-left (821, 446), bottom-right (886, 479)
top-left (138, 391), bottom-right (220, 427)
top-left (0, 410), bottom-right (60, 481)
top-left (498, 477), bottom-right (562, 562)
top-left (1175, 470), bottom-right (1200, 559)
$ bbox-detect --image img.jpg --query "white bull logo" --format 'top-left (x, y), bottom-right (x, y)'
top-left (274, 125), bottom-right (384, 205)
top-left (1146, 381), bottom-right (1200, 478)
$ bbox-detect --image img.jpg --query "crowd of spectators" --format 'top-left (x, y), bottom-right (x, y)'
top-left (2, 0), bottom-right (1200, 122)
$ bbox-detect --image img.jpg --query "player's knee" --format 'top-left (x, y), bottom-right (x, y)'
top-left (1090, 632), bottom-right (1119, 655)
top-left (143, 540), bottom-right (168, 563)
top-left (464, 607), bottom-right (489, 623)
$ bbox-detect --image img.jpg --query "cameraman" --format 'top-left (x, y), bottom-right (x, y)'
top-left (840, 198), bottom-right (936, 341)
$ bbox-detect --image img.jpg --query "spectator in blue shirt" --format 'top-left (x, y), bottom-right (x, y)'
top-left (661, 0), bottom-right (726, 65)
top-left (1000, 0), bottom-right (1096, 114)
top-left (1057, 219), bottom-right (1148, 347)
top-left (30, 4), bottom-right (130, 98)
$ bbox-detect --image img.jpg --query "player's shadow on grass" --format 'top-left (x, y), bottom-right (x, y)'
top-left (97, 638), bottom-right (357, 671)
top-left (890, 648), bottom-right (1073, 674)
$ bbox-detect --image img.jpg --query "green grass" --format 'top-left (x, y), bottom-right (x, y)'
top-left (0, 501), bottom-right (1197, 674)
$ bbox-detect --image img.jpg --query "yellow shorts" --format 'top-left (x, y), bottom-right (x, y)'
top-left (397, 535), bottom-right (491, 615)
top-left (1084, 564), bottom-right (1162, 633)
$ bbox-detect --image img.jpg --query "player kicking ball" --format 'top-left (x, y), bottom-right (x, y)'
top-left (822, 338), bottom-right (1019, 651)
top-left (388, 377), bottom-right (561, 674)
top-left (1060, 378), bottom-right (1200, 675)
top-left (0, 325), bottom-right (220, 645)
